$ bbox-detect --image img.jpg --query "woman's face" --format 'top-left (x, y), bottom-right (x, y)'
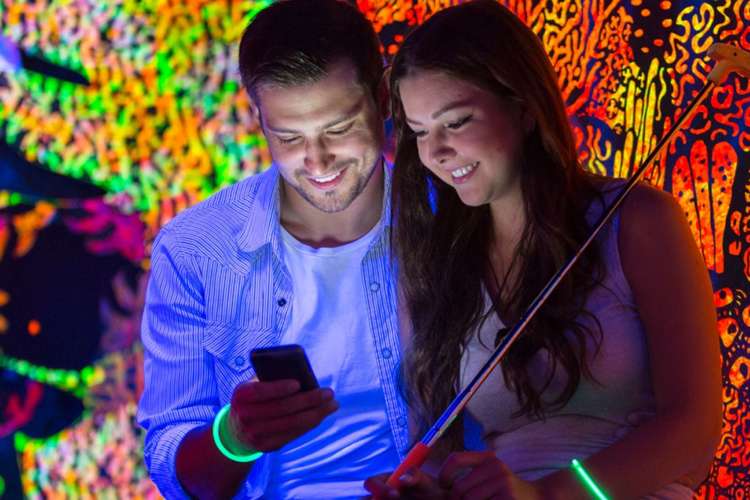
top-left (398, 70), bottom-right (531, 207)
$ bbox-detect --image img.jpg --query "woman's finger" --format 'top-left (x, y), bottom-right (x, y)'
top-left (452, 479), bottom-right (506, 500)
top-left (399, 467), bottom-right (445, 497)
top-left (364, 474), bottom-right (400, 499)
top-left (450, 460), bottom-right (508, 498)
top-left (438, 451), bottom-right (505, 488)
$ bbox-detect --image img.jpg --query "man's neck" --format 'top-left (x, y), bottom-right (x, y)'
top-left (280, 162), bottom-right (385, 248)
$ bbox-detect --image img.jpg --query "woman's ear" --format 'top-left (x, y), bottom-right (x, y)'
top-left (521, 107), bottom-right (535, 135)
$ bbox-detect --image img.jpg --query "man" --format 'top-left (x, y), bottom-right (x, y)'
top-left (137, 1), bottom-right (408, 497)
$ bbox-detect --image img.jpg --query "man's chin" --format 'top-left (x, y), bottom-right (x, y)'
top-left (298, 188), bottom-right (358, 214)
top-left (306, 197), bottom-right (356, 214)
top-left (292, 162), bottom-right (378, 214)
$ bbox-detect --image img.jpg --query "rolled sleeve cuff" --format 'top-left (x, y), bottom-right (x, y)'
top-left (146, 421), bottom-right (206, 500)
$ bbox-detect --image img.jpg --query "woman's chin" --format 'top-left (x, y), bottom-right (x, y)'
top-left (456, 193), bottom-right (487, 207)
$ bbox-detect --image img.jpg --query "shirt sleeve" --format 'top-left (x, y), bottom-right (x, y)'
top-left (136, 225), bottom-right (217, 499)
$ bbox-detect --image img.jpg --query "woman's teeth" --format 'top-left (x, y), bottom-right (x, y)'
top-left (451, 162), bottom-right (478, 179)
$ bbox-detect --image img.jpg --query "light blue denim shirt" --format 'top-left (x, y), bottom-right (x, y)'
top-left (137, 163), bottom-right (409, 499)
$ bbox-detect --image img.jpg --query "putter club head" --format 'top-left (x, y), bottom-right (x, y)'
top-left (708, 43), bottom-right (750, 83)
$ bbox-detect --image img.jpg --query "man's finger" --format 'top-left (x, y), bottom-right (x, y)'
top-left (238, 400), bottom-right (339, 450)
top-left (233, 379), bottom-right (301, 403)
top-left (236, 387), bottom-right (335, 421)
top-left (258, 400), bottom-right (339, 435)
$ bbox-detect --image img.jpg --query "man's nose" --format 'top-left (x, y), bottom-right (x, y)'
top-left (304, 137), bottom-right (335, 173)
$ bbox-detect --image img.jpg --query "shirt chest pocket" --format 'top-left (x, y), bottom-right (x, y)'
top-left (202, 323), bottom-right (277, 403)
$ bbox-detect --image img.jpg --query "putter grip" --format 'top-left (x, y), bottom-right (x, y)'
top-left (385, 443), bottom-right (431, 488)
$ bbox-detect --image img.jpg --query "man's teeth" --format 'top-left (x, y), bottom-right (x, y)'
top-left (313, 171), bottom-right (342, 183)
top-left (451, 162), bottom-right (478, 179)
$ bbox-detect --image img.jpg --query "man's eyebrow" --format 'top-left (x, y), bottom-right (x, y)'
top-left (266, 98), bottom-right (365, 134)
top-left (267, 125), bottom-right (299, 134)
top-left (322, 99), bottom-right (364, 129)
top-left (405, 99), bottom-right (473, 125)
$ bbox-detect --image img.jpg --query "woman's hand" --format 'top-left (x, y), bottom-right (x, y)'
top-left (364, 468), bottom-right (447, 499)
top-left (437, 451), bottom-right (543, 500)
top-left (364, 451), bottom-right (544, 500)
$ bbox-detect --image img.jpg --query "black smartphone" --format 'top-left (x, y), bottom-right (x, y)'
top-left (250, 344), bottom-right (319, 392)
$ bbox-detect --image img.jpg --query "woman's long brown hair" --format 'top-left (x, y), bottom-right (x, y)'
top-left (390, 0), bottom-right (607, 452)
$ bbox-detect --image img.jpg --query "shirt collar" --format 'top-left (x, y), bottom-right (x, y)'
top-left (237, 160), bottom-right (392, 255)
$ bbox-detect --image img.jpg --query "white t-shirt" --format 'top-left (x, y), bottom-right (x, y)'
top-left (263, 221), bottom-right (399, 498)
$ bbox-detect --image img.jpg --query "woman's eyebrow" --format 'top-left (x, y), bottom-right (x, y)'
top-left (406, 98), bottom-right (473, 125)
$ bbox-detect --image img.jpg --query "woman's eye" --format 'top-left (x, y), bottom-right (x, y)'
top-left (409, 129), bottom-right (427, 139)
top-left (446, 115), bottom-right (472, 130)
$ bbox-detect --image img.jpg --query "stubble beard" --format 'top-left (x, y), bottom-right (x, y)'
top-left (293, 158), bottom-right (379, 213)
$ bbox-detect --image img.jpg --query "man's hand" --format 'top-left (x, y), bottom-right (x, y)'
top-left (225, 378), bottom-right (339, 453)
top-left (174, 378), bottom-right (337, 499)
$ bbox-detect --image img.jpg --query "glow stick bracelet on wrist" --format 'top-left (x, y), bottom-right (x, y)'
top-left (212, 404), bottom-right (264, 463)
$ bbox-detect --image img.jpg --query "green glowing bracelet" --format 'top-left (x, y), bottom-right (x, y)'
top-left (571, 459), bottom-right (611, 500)
top-left (212, 404), bottom-right (264, 463)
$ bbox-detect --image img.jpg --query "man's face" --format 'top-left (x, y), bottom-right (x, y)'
top-left (253, 60), bottom-right (384, 213)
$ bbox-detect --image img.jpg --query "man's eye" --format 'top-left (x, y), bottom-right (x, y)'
top-left (446, 115), bottom-right (472, 130)
top-left (278, 136), bottom-right (300, 144)
top-left (327, 123), bottom-right (354, 136)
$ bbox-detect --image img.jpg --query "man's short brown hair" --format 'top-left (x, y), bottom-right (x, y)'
top-left (238, 0), bottom-right (383, 102)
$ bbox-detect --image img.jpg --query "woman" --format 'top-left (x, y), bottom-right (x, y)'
top-left (366, 1), bottom-right (721, 498)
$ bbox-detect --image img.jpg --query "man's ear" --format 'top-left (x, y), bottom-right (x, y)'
top-left (248, 96), bottom-right (263, 129)
top-left (377, 66), bottom-right (392, 121)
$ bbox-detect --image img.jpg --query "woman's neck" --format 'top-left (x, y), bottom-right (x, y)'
top-left (489, 188), bottom-right (526, 266)
top-left (486, 188), bottom-right (526, 313)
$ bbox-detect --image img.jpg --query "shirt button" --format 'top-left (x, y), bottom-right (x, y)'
top-left (277, 298), bottom-right (287, 307)
top-left (397, 416), bottom-right (407, 427)
top-left (370, 282), bottom-right (380, 292)
top-left (234, 356), bottom-right (245, 367)
top-left (381, 348), bottom-right (392, 359)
